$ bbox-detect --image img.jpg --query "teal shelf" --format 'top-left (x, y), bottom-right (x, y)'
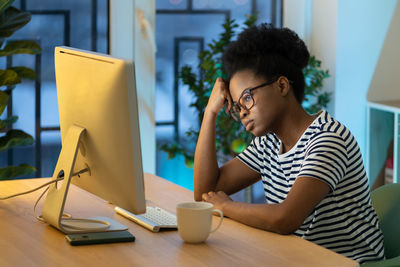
top-left (367, 101), bottom-right (400, 186)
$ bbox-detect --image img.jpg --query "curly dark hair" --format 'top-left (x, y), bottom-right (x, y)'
top-left (222, 23), bottom-right (310, 103)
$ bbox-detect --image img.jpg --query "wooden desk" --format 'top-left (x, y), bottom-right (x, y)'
top-left (0, 173), bottom-right (358, 267)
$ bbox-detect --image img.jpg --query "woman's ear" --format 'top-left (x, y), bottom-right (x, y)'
top-left (277, 76), bottom-right (291, 97)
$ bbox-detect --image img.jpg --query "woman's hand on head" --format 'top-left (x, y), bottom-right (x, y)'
top-left (205, 77), bottom-right (232, 116)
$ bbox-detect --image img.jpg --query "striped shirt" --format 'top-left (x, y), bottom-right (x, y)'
top-left (237, 110), bottom-right (385, 264)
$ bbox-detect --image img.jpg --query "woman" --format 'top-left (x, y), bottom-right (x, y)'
top-left (193, 24), bottom-right (384, 264)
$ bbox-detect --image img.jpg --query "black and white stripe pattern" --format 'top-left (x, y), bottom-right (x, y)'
top-left (238, 111), bottom-right (385, 264)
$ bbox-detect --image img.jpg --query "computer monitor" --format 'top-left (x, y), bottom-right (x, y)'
top-left (41, 46), bottom-right (146, 234)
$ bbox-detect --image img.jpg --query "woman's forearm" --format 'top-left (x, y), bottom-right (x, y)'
top-left (222, 201), bottom-right (295, 234)
top-left (193, 109), bottom-right (220, 201)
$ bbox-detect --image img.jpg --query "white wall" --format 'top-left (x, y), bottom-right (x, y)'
top-left (110, 0), bottom-right (156, 174)
top-left (367, 1), bottom-right (400, 102)
top-left (309, 0), bottom-right (337, 114)
top-left (335, 0), bottom-right (396, 160)
top-left (283, 0), bottom-right (337, 113)
top-left (283, 0), bottom-right (312, 47)
top-left (284, 0), bottom-right (397, 160)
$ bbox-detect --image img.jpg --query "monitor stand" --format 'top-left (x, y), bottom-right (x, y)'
top-left (41, 125), bottom-right (128, 234)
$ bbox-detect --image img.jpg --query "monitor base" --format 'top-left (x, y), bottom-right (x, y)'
top-left (60, 216), bottom-right (128, 234)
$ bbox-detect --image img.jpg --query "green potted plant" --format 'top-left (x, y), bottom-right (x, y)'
top-left (0, 0), bottom-right (42, 180)
top-left (160, 15), bottom-right (330, 168)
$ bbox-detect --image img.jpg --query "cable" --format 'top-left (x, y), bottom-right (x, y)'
top-left (0, 177), bottom-right (64, 200)
top-left (3, 171), bottom-right (110, 232)
top-left (2, 176), bottom-right (73, 223)
top-left (33, 186), bottom-right (110, 231)
top-left (1, 166), bottom-right (90, 201)
top-left (33, 185), bottom-right (72, 223)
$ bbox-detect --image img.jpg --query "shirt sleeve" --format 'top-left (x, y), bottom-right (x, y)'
top-left (236, 138), bottom-right (263, 173)
top-left (297, 131), bottom-right (348, 191)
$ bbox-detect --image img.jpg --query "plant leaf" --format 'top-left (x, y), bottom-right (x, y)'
top-left (0, 40), bottom-right (41, 56)
top-left (0, 6), bottom-right (31, 38)
top-left (0, 164), bottom-right (36, 180)
top-left (0, 0), bottom-right (15, 14)
top-left (0, 90), bottom-right (9, 116)
top-left (9, 66), bottom-right (37, 80)
top-left (184, 155), bottom-right (194, 169)
top-left (244, 13), bottom-right (258, 28)
top-left (0, 115), bottom-right (18, 130)
top-left (0, 129), bottom-right (34, 152)
top-left (0, 69), bottom-right (20, 87)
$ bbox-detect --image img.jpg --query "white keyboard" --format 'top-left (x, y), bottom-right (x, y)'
top-left (115, 206), bottom-right (177, 232)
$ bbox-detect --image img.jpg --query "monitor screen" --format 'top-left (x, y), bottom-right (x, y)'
top-left (41, 46), bottom-right (146, 233)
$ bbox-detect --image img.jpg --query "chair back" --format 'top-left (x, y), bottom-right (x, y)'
top-left (371, 183), bottom-right (400, 259)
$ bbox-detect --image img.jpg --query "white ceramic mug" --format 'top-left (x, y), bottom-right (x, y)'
top-left (176, 202), bottom-right (223, 243)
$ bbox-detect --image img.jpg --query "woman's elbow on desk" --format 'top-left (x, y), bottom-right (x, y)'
top-left (193, 187), bottom-right (214, 201)
top-left (193, 176), bottom-right (220, 201)
top-left (194, 192), bottom-right (202, 202)
top-left (252, 208), bottom-right (299, 235)
top-left (270, 213), bottom-right (302, 235)
top-left (222, 202), bottom-right (302, 235)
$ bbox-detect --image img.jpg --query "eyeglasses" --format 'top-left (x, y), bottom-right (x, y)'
top-left (230, 78), bottom-right (278, 121)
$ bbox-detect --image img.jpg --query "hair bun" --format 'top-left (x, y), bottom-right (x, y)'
top-left (236, 24), bottom-right (310, 69)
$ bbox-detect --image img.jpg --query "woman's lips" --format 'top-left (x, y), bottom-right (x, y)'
top-left (244, 120), bottom-right (254, 131)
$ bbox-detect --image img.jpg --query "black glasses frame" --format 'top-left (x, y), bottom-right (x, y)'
top-left (230, 78), bottom-right (278, 121)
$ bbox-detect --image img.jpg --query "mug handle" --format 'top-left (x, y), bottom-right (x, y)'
top-left (210, 209), bottom-right (223, 233)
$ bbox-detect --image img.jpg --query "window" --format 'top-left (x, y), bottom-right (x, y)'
top-left (155, 0), bottom-right (282, 191)
top-left (1, 0), bottom-right (109, 178)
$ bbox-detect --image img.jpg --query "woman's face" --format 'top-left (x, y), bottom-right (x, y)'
top-left (229, 69), bottom-right (286, 137)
